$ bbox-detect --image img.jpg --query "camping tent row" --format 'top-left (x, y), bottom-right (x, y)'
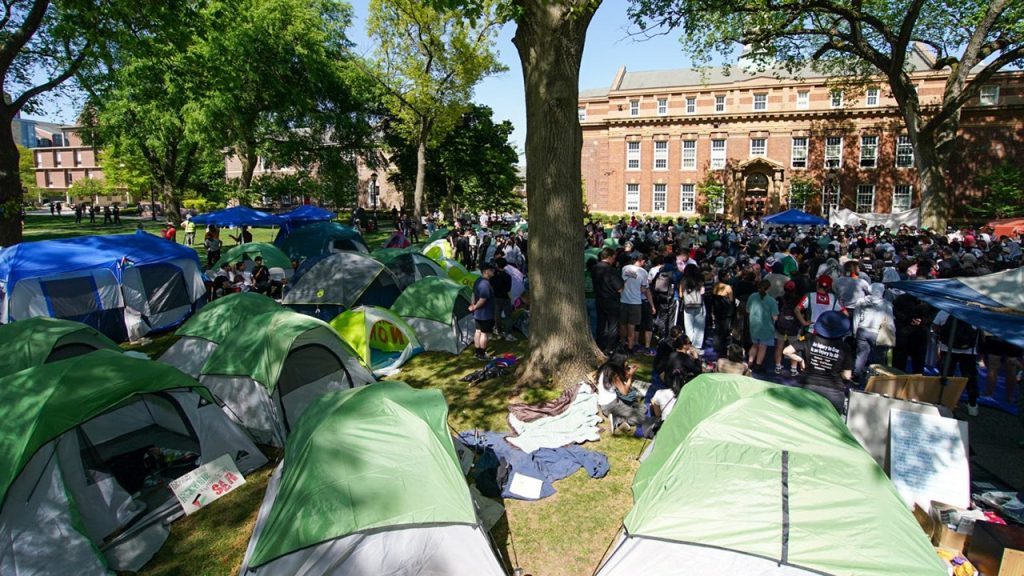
top-left (596, 374), bottom-right (946, 576)
top-left (160, 293), bottom-right (375, 446)
top-left (0, 233), bottom-right (207, 342)
top-left (239, 381), bottom-right (505, 576)
top-left (0, 316), bottom-right (121, 375)
top-left (0, 350), bottom-right (268, 575)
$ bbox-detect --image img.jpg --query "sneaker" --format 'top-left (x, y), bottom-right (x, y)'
top-left (774, 364), bottom-right (783, 375)
top-left (967, 403), bottom-right (979, 416)
top-left (504, 333), bottom-right (517, 342)
top-left (790, 367), bottom-right (800, 377)
top-left (613, 421), bottom-right (633, 435)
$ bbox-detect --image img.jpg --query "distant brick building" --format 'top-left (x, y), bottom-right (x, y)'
top-left (30, 126), bottom-right (122, 204)
top-left (579, 45), bottom-right (1024, 219)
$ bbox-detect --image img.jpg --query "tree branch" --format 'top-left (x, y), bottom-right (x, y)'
top-left (11, 40), bottom-right (92, 112)
top-left (0, 0), bottom-right (49, 72)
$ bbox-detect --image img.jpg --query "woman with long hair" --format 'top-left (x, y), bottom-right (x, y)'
top-left (709, 269), bottom-right (736, 355)
top-left (680, 263), bottom-right (706, 351)
top-left (595, 353), bottom-right (653, 433)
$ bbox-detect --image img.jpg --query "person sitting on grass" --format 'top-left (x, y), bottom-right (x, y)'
top-left (596, 352), bottom-right (654, 435)
top-left (716, 343), bottom-right (752, 376)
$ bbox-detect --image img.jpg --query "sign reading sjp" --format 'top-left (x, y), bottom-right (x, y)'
top-left (168, 454), bottom-right (246, 515)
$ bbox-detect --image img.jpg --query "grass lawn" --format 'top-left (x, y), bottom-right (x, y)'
top-left (24, 215), bottom-right (650, 576)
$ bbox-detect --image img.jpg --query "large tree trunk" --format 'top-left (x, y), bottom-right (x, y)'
top-left (0, 120), bottom-right (24, 246)
top-left (238, 145), bottom-right (259, 190)
top-left (413, 123), bottom-right (429, 222)
top-left (513, 0), bottom-right (601, 388)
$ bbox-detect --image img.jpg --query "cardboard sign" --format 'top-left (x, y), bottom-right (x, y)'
top-left (846, 391), bottom-right (947, 472)
top-left (168, 454), bottom-right (246, 515)
top-left (889, 409), bottom-right (970, 509)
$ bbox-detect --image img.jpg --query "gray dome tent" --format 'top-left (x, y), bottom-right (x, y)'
top-left (282, 252), bottom-right (402, 321)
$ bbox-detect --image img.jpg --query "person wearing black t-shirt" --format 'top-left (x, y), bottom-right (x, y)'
top-left (590, 247), bottom-right (624, 354)
top-left (491, 258), bottom-right (515, 341)
top-left (800, 310), bottom-right (854, 414)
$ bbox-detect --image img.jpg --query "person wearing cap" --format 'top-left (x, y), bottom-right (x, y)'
top-left (469, 263), bottom-right (497, 361)
top-left (795, 275), bottom-right (842, 334)
top-left (800, 310), bottom-right (854, 413)
top-left (773, 280), bottom-right (805, 376)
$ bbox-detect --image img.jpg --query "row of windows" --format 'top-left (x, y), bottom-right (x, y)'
top-left (581, 85), bottom-right (1002, 121)
top-left (35, 150), bottom-right (88, 168)
top-left (623, 183), bottom-right (914, 213)
top-left (625, 135), bottom-right (915, 171)
top-left (42, 169), bottom-right (95, 187)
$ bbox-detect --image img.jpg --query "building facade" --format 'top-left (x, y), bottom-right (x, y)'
top-left (30, 125), bottom-right (120, 204)
top-left (579, 46), bottom-right (1024, 220)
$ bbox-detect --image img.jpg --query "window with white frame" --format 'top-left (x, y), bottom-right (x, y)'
top-left (980, 85), bottom-right (999, 106)
top-left (652, 184), bottom-right (667, 212)
top-left (55, 151), bottom-right (62, 167)
top-left (626, 141), bottom-right (641, 170)
top-left (653, 140), bottom-right (668, 170)
top-left (577, 108), bottom-right (586, 122)
top-left (625, 183), bottom-right (640, 212)
top-left (856, 184), bottom-right (875, 212)
top-left (657, 98), bottom-right (668, 115)
top-left (64, 170), bottom-right (72, 186)
top-left (896, 135), bottom-right (914, 168)
top-left (860, 135), bottom-right (878, 168)
top-left (714, 95), bottom-right (726, 113)
top-left (866, 87), bottom-right (879, 106)
top-left (893, 184), bottom-right (913, 212)
top-left (825, 136), bottom-right (843, 169)
top-left (685, 96), bottom-right (696, 114)
top-left (830, 90), bottom-right (844, 108)
top-left (681, 140), bottom-right (696, 170)
top-left (791, 137), bottom-right (808, 169)
top-left (630, 99), bottom-right (640, 116)
top-left (680, 184), bottom-right (696, 212)
top-left (34, 152), bottom-right (42, 167)
top-left (750, 138), bottom-right (766, 157)
top-left (797, 90), bottom-right (809, 109)
top-left (753, 93), bottom-right (767, 111)
top-left (45, 171), bottom-right (52, 187)
top-left (822, 182), bottom-right (839, 213)
top-left (74, 150), bottom-right (83, 166)
top-left (710, 139), bottom-right (727, 169)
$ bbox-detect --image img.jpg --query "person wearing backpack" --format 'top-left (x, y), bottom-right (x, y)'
top-left (773, 281), bottom-right (805, 376)
top-left (932, 311), bottom-right (980, 415)
top-left (650, 255), bottom-right (678, 341)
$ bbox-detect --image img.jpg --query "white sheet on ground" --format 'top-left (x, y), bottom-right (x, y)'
top-left (506, 384), bottom-right (601, 453)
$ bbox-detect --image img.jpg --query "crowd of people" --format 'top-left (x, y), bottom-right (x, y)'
top-left (586, 215), bottom-right (1023, 434)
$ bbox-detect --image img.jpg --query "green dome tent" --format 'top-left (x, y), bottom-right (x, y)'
top-left (0, 350), bottom-right (267, 575)
top-left (596, 374), bottom-right (946, 576)
top-left (282, 251), bottom-right (402, 321)
top-left (212, 242), bottom-right (292, 271)
top-left (0, 316), bottom-right (120, 374)
top-left (159, 293), bottom-right (374, 446)
top-left (276, 221), bottom-right (369, 261)
top-left (426, 227), bottom-right (449, 243)
top-left (390, 277), bottom-right (473, 354)
top-left (329, 306), bottom-right (423, 377)
top-left (239, 382), bottom-right (504, 576)
top-left (372, 248), bottom-right (446, 290)
top-left (422, 238), bottom-right (454, 262)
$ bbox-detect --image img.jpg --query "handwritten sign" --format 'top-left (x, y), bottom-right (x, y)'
top-left (889, 409), bottom-right (970, 509)
top-left (168, 454), bottom-right (246, 515)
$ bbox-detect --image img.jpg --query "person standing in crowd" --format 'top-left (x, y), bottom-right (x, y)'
top-left (892, 265), bottom-right (933, 373)
top-left (74, 204), bottom-right (82, 224)
top-left (491, 258), bottom-right (516, 342)
top-left (852, 283), bottom-right (896, 383)
top-left (103, 205), bottom-right (112, 224)
top-left (709, 269), bottom-right (736, 356)
top-left (591, 248), bottom-right (623, 354)
top-left (650, 255), bottom-right (679, 342)
top-left (979, 332), bottom-right (1021, 404)
top-left (619, 253), bottom-right (653, 354)
top-left (204, 226), bottom-right (222, 269)
top-left (469, 263), bottom-right (497, 361)
top-left (746, 279), bottom-right (778, 372)
top-left (933, 309), bottom-right (980, 415)
top-left (680, 263), bottom-right (706, 351)
top-left (184, 216), bottom-right (196, 246)
top-left (834, 260), bottom-right (871, 314)
top-left (800, 310), bottom-right (855, 414)
top-left (773, 281), bottom-right (804, 376)
top-left (112, 204), bottom-right (121, 224)
top-left (230, 225), bottom-right (252, 245)
top-left (162, 222), bottom-right (177, 242)
top-left (796, 275), bottom-right (841, 334)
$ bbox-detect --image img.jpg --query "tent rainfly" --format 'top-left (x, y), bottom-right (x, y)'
top-left (159, 293), bottom-right (374, 446)
top-left (189, 205), bottom-right (285, 226)
top-left (0, 350), bottom-right (267, 574)
top-left (0, 316), bottom-right (120, 374)
top-left (597, 374), bottom-right (947, 576)
top-left (213, 242), bottom-right (293, 271)
top-left (0, 233), bottom-right (207, 342)
top-left (422, 238), bottom-right (454, 262)
top-left (279, 205), bottom-right (335, 225)
top-left (275, 221), bottom-right (368, 260)
top-left (330, 306), bottom-right (423, 376)
top-left (282, 252), bottom-right (402, 321)
top-left (238, 381), bottom-right (505, 576)
top-left (761, 209), bottom-right (828, 226)
top-left (390, 277), bottom-right (474, 354)
top-left (373, 248), bottom-right (446, 289)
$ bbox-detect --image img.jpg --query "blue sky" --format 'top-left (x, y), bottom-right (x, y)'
top-left (29, 1), bottom-right (706, 159)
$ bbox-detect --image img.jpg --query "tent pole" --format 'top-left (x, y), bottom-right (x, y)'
top-left (939, 317), bottom-right (957, 406)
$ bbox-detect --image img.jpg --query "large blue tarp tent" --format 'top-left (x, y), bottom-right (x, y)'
top-left (280, 205), bottom-right (335, 225)
top-left (0, 233), bottom-right (207, 342)
top-left (762, 209), bottom-right (828, 226)
top-left (191, 205), bottom-right (285, 226)
top-left (888, 267), bottom-right (1024, 349)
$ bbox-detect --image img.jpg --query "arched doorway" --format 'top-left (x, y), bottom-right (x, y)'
top-left (744, 172), bottom-right (769, 218)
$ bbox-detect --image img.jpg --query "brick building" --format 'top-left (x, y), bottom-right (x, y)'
top-left (30, 125), bottom-right (122, 204)
top-left (579, 45), bottom-right (1024, 219)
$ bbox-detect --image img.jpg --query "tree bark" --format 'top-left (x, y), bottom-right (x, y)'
top-left (513, 0), bottom-right (602, 388)
top-left (238, 144), bottom-right (259, 190)
top-left (413, 121), bottom-right (430, 221)
top-left (0, 115), bottom-right (24, 246)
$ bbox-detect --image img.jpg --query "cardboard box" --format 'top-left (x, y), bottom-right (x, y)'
top-left (913, 502), bottom-right (973, 554)
top-left (968, 521), bottom-right (1024, 576)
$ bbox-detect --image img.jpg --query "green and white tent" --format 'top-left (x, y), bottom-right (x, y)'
top-left (597, 374), bottom-right (946, 576)
top-left (329, 306), bottom-right (423, 377)
top-left (390, 277), bottom-right (473, 354)
top-left (422, 238), bottom-right (454, 262)
top-left (0, 316), bottom-right (120, 374)
top-left (0, 350), bottom-right (267, 575)
top-left (373, 248), bottom-right (446, 290)
top-left (159, 293), bottom-right (374, 446)
top-left (282, 251), bottom-right (402, 321)
top-left (213, 242), bottom-right (292, 271)
top-left (239, 381), bottom-right (505, 576)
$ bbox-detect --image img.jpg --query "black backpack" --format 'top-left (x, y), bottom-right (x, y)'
top-left (652, 268), bottom-right (675, 296)
top-left (774, 298), bottom-right (801, 336)
top-left (939, 317), bottom-right (978, 350)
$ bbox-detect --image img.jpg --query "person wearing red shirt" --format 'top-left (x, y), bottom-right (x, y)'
top-left (162, 222), bottom-right (177, 242)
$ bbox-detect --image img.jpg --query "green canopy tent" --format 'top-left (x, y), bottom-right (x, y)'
top-left (0, 316), bottom-right (120, 374)
top-left (329, 306), bottom-right (423, 377)
top-left (239, 381), bottom-right (504, 576)
top-left (0, 350), bottom-right (267, 574)
top-left (597, 374), bottom-right (946, 576)
top-left (372, 248), bottom-right (446, 290)
top-left (390, 277), bottom-right (474, 354)
top-left (159, 293), bottom-right (374, 446)
top-left (212, 242), bottom-right (292, 271)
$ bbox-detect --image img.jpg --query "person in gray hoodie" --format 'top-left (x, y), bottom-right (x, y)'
top-left (852, 282), bottom-right (895, 383)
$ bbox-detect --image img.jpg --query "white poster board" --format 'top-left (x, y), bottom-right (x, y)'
top-left (846, 391), bottom-right (948, 471)
top-left (169, 454), bottom-right (246, 515)
top-left (889, 409), bottom-right (970, 509)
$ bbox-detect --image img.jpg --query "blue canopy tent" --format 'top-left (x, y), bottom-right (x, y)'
top-left (190, 206), bottom-right (286, 226)
top-left (280, 205), bottom-right (335, 225)
top-left (762, 209), bottom-right (828, 226)
top-left (0, 233), bottom-right (207, 341)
